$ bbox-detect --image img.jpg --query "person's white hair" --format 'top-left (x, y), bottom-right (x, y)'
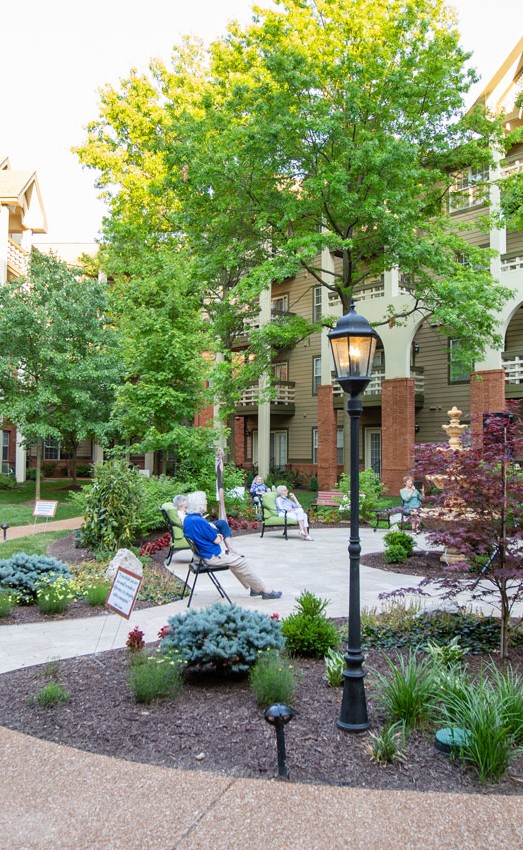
top-left (172, 494), bottom-right (187, 509)
top-left (276, 485), bottom-right (287, 496)
top-left (186, 491), bottom-right (207, 514)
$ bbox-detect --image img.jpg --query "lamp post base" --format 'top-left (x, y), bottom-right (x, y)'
top-left (337, 667), bottom-right (370, 732)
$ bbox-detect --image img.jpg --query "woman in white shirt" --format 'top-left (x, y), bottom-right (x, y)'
top-left (275, 485), bottom-right (313, 540)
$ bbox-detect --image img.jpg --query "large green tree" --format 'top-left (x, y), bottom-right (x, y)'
top-left (0, 252), bottom-right (120, 496)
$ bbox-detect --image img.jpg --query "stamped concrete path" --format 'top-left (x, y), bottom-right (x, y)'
top-left (0, 520), bottom-right (522, 849)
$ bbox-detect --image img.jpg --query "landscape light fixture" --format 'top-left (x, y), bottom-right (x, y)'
top-left (264, 703), bottom-right (295, 778)
top-left (0, 523), bottom-right (9, 541)
top-left (328, 299), bottom-right (378, 732)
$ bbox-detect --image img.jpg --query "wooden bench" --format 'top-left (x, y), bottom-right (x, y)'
top-left (311, 490), bottom-right (342, 510)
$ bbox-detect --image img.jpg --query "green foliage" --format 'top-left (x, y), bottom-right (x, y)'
top-left (383, 530), bottom-right (414, 557)
top-left (0, 553), bottom-right (71, 602)
top-left (76, 464), bottom-right (93, 478)
top-left (372, 651), bottom-right (438, 730)
top-left (367, 722), bottom-right (406, 766)
top-left (34, 682), bottom-right (70, 707)
top-left (36, 575), bottom-right (74, 614)
top-left (338, 470), bottom-right (388, 522)
top-left (86, 582), bottom-right (111, 606)
top-left (0, 589), bottom-right (16, 617)
top-left (438, 676), bottom-right (514, 783)
top-left (384, 544), bottom-right (409, 565)
top-left (74, 459), bottom-right (144, 554)
top-left (424, 636), bottom-right (467, 669)
top-left (128, 652), bottom-right (183, 704)
top-left (324, 647), bottom-right (345, 687)
top-left (249, 650), bottom-right (299, 708)
top-left (361, 607), bottom-right (507, 654)
top-left (161, 602), bottom-right (285, 673)
top-left (281, 591), bottom-right (340, 658)
top-left (135, 475), bottom-right (179, 534)
top-left (484, 663), bottom-right (523, 745)
top-left (0, 473), bottom-right (16, 490)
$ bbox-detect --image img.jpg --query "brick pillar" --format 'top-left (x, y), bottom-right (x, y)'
top-left (381, 378), bottom-right (416, 496)
top-left (194, 404), bottom-right (213, 428)
top-left (317, 385), bottom-right (338, 489)
top-left (470, 369), bottom-right (506, 438)
top-left (233, 416), bottom-right (246, 467)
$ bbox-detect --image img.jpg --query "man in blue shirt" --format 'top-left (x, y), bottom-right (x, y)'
top-left (184, 491), bottom-right (282, 600)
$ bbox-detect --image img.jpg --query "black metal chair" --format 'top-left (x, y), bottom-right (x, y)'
top-left (159, 503), bottom-right (191, 567)
top-left (182, 537), bottom-right (232, 608)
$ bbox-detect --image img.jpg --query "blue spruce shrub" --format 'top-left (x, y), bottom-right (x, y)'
top-left (160, 602), bottom-right (285, 672)
top-left (0, 553), bottom-right (71, 602)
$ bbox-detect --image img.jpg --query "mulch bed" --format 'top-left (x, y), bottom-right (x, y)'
top-left (3, 529), bottom-right (522, 793)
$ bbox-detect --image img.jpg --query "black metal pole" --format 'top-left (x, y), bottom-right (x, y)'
top-left (275, 721), bottom-right (289, 778)
top-left (338, 393), bottom-right (370, 732)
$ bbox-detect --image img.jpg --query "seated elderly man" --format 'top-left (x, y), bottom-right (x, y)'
top-left (183, 490), bottom-right (282, 600)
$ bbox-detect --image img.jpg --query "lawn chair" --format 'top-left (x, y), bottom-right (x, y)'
top-left (259, 490), bottom-right (300, 539)
top-left (160, 502), bottom-right (191, 567)
top-left (182, 537), bottom-right (232, 608)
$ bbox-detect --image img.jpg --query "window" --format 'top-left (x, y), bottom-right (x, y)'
top-left (449, 167), bottom-right (489, 212)
top-left (312, 285), bottom-right (322, 322)
top-left (272, 362), bottom-right (289, 382)
top-left (2, 431), bottom-right (9, 474)
top-left (271, 294), bottom-right (289, 314)
top-left (449, 339), bottom-right (472, 384)
top-left (312, 356), bottom-right (322, 395)
top-left (44, 437), bottom-right (60, 460)
top-left (312, 428), bottom-right (318, 463)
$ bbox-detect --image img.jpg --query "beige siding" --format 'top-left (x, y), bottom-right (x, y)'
top-left (414, 322), bottom-right (470, 444)
top-left (506, 231), bottom-right (523, 256)
top-left (505, 305), bottom-right (523, 349)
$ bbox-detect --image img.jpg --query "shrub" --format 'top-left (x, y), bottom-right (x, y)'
top-left (384, 530), bottom-right (414, 556)
top-left (34, 682), bottom-right (70, 707)
top-left (338, 469), bottom-right (387, 522)
top-left (362, 608), bottom-right (504, 654)
top-left (249, 650), bottom-right (299, 707)
top-left (484, 663), bottom-right (523, 745)
top-left (384, 544), bottom-right (409, 564)
top-left (281, 591), bottom-right (340, 658)
top-left (424, 636), bottom-right (467, 669)
top-left (72, 459), bottom-right (144, 554)
top-left (36, 575), bottom-right (74, 614)
top-left (0, 473), bottom-right (16, 490)
top-left (161, 602), bottom-right (284, 673)
top-left (371, 651), bottom-right (438, 730)
top-left (0, 553), bottom-right (71, 602)
top-left (128, 653), bottom-right (183, 703)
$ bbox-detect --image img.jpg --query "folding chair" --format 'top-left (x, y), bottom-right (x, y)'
top-left (182, 537), bottom-right (232, 608)
top-left (159, 503), bottom-right (191, 567)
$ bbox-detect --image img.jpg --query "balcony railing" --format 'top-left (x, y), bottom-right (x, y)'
top-left (503, 351), bottom-right (523, 384)
top-left (237, 380), bottom-right (296, 407)
top-left (501, 255), bottom-right (523, 273)
top-left (332, 367), bottom-right (424, 398)
top-left (7, 239), bottom-right (29, 275)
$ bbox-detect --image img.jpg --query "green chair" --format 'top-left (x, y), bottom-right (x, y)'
top-left (160, 502), bottom-right (191, 566)
top-left (260, 490), bottom-right (299, 540)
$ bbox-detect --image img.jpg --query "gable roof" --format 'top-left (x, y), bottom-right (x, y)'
top-left (472, 36), bottom-right (523, 117)
top-left (0, 167), bottom-right (47, 233)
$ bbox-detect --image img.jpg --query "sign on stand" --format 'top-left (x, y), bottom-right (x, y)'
top-left (106, 567), bottom-right (142, 619)
top-left (33, 500), bottom-right (58, 518)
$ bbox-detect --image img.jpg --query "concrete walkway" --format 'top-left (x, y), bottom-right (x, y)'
top-left (1, 521), bottom-right (522, 849)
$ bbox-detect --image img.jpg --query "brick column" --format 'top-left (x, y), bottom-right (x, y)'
top-left (233, 416), bottom-right (246, 467)
top-left (381, 378), bottom-right (416, 496)
top-left (317, 385), bottom-right (338, 489)
top-left (470, 369), bottom-right (506, 438)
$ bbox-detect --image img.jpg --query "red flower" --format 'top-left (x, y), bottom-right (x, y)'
top-left (157, 625), bottom-right (171, 640)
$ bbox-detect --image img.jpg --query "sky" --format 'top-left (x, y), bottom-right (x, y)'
top-left (2, 0), bottom-right (523, 246)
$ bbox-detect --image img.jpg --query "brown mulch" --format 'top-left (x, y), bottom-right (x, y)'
top-left (3, 528), bottom-right (521, 793)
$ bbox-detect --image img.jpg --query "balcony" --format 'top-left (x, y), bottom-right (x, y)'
top-left (231, 309), bottom-right (296, 350)
top-left (503, 350), bottom-right (523, 398)
top-left (7, 239), bottom-right (29, 276)
top-left (235, 380), bottom-right (296, 415)
top-left (332, 367), bottom-right (425, 407)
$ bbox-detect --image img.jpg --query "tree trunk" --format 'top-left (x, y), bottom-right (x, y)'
top-left (35, 438), bottom-right (42, 501)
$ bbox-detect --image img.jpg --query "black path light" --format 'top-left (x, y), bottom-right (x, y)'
top-left (328, 299), bottom-right (378, 732)
top-left (264, 703), bottom-right (295, 778)
top-left (0, 523), bottom-right (9, 541)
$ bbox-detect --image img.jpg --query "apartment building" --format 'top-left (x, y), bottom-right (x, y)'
top-left (232, 37), bottom-right (523, 496)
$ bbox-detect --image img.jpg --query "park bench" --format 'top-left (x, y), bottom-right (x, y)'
top-left (311, 490), bottom-right (342, 510)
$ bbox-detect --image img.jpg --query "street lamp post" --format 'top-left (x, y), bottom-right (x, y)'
top-left (328, 299), bottom-right (378, 732)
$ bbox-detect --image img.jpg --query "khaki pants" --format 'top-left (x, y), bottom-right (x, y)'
top-left (205, 552), bottom-right (265, 594)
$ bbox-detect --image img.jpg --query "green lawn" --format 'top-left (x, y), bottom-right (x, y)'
top-left (0, 480), bottom-right (84, 527)
top-left (0, 530), bottom-right (73, 559)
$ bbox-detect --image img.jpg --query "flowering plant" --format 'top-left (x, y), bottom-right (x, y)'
top-left (157, 624), bottom-right (171, 640)
top-left (126, 625), bottom-right (145, 652)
